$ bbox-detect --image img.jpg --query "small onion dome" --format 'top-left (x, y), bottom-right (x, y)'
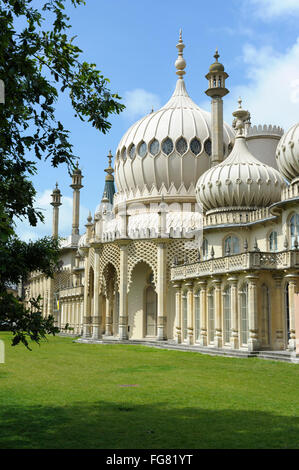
top-left (276, 123), bottom-right (299, 183)
top-left (209, 49), bottom-right (225, 73)
top-left (196, 100), bottom-right (285, 213)
top-left (52, 182), bottom-right (61, 194)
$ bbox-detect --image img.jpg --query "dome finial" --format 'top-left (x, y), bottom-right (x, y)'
top-left (105, 150), bottom-right (114, 181)
top-left (232, 98), bottom-right (250, 137)
top-left (214, 48), bottom-right (220, 62)
top-left (175, 29), bottom-right (186, 79)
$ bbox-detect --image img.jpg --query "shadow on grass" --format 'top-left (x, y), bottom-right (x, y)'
top-left (0, 401), bottom-right (298, 449)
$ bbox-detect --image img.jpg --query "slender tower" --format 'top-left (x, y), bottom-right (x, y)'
top-left (102, 150), bottom-right (115, 205)
top-left (70, 163), bottom-right (83, 236)
top-left (50, 183), bottom-right (62, 239)
top-left (205, 49), bottom-right (229, 166)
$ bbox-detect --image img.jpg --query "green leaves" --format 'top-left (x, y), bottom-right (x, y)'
top-left (0, 0), bottom-right (124, 347)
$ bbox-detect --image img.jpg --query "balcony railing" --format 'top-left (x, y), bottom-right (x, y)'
top-left (171, 250), bottom-right (299, 281)
top-left (59, 285), bottom-right (84, 298)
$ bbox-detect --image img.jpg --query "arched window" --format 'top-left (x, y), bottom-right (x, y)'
top-left (261, 284), bottom-right (270, 346)
top-left (182, 292), bottom-right (188, 342)
top-left (290, 214), bottom-right (299, 248)
top-left (269, 231), bottom-right (278, 252)
top-left (194, 289), bottom-right (201, 342)
top-left (223, 286), bottom-right (231, 344)
top-left (202, 238), bottom-right (209, 260)
top-left (224, 236), bottom-right (240, 255)
top-left (240, 283), bottom-right (248, 346)
top-left (208, 288), bottom-right (215, 343)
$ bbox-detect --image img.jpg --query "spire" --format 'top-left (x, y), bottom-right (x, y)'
top-left (175, 29), bottom-right (186, 80)
top-left (101, 150), bottom-right (115, 205)
top-left (214, 48), bottom-right (219, 61)
top-left (104, 150), bottom-right (114, 182)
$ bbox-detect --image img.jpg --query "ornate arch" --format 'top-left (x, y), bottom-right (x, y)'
top-left (127, 259), bottom-right (156, 293)
top-left (127, 241), bottom-right (158, 293)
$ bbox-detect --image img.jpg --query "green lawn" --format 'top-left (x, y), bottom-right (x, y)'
top-left (0, 332), bottom-right (299, 449)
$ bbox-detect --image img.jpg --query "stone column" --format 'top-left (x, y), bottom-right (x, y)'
top-left (228, 276), bottom-right (238, 349)
top-left (186, 281), bottom-right (194, 345)
top-left (92, 250), bottom-right (102, 340)
top-left (211, 97), bottom-right (224, 166)
top-left (70, 167), bottom-right (83, 236)
top-left (157, 241), bottom-right (167, 341)
top-left (198, 280), bottom-right (207, 346)
top-left (105, 292), bottom-right (113, 336)
top-left (272, 275), bottom-right (284, 350)
top-left (50, 184), bottom-right (62, 239)
top-left (246, 274), bottom-right (260, 352)
top-left (285, 274), bottom-right (299, 351)
top-left (118, 241), bottom-right (129, 340)
top-left (82, 256), bottom-right (91, 338)
top-left (173, 282), bottom-right (182, 344)
top-left (213, 278), bottom-right (222, 348)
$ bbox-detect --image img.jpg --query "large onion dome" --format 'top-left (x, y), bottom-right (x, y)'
top-left (114, 32), bottom-right (235, 202)
top-left (276, 123), bottom-right (299, 183)
top-left (196, 99), bottom-right (285, 214)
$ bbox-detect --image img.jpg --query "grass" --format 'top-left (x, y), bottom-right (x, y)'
top-left (0, 331), bottom-right (299, 449)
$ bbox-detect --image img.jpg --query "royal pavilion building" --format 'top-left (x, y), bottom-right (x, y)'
top-left (27, 33), bottom-right (299, 362)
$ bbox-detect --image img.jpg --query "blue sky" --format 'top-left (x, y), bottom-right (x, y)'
top-left (15, 0), bottom-right (299, 241)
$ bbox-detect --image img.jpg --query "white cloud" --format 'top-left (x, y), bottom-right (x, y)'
top-left (123, 88), bottom-right (161, 119)
top-left (249, 0), bottom-right (299, 18)
top-left (224, 38), bottom-right (299, 131)
top-left (15, 189), bottom-right (89, 242)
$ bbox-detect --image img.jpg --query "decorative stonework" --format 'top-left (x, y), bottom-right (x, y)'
top-left (127, 240), bottom-right (158, 292)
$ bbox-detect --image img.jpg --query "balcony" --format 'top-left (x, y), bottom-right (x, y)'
top-left (171, 250), bottom-right (299, 281)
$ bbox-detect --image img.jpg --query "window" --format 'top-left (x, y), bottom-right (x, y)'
top-left (290, 214), bottom-right (299, 248)
top-left (223, 286), bottom-right (231, 344)
top-left (269, 231), bottom-right (278, 252)
top-left (182, 293), bottom-right (188, 341)
top-left (162, 138), bottom-right (174, 156)
top-left (208, 288), bottom-right (215, 343)
top-left (176, 137), bottom-right (187, 155)
top-left (121, 147), bottom-right (127, 161)
top-left (138, 141), bottom-right (147, 158)
top-left (240, 284), bottom-right (248, 346)
top-left (190, 137), bottom-right (201, 156)
top-left (204, 138), bottom-right (212, 156)
top-left (128, 144), bottom-right (136, 159)
top-left (224, 236), bottom-right (240, 255)
top-left (194, 290), bottom-right (200, 342)
top-left (202, 238), bottom-right (209, 260)
top-left (150, 139), bottom-right (159, 156)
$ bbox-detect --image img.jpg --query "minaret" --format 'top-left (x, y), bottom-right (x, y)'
top-left (205, 49), bottom-right (229, 166)
top-left (102, 150), bottom-right (115, 205)
top-left (50, 183), bottom-right (62, 239)
top-left (70, 163), bottom-right (83, 236)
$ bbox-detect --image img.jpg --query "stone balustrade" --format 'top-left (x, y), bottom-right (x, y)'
top-left (59, 285), bottom-right (84, 299)
top-left (171, 250), bottom-right (299, 281)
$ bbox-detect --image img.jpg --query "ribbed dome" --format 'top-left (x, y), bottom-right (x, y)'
top-left (196, 121), bottom-right (285, 213)
top-left (276, 123), bottom-right (299, 182)
top-left (115, 79), bottom-right (235, 197)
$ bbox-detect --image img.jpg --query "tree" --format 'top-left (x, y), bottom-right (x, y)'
top-left (0, 0), bottom-right (125, 348)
